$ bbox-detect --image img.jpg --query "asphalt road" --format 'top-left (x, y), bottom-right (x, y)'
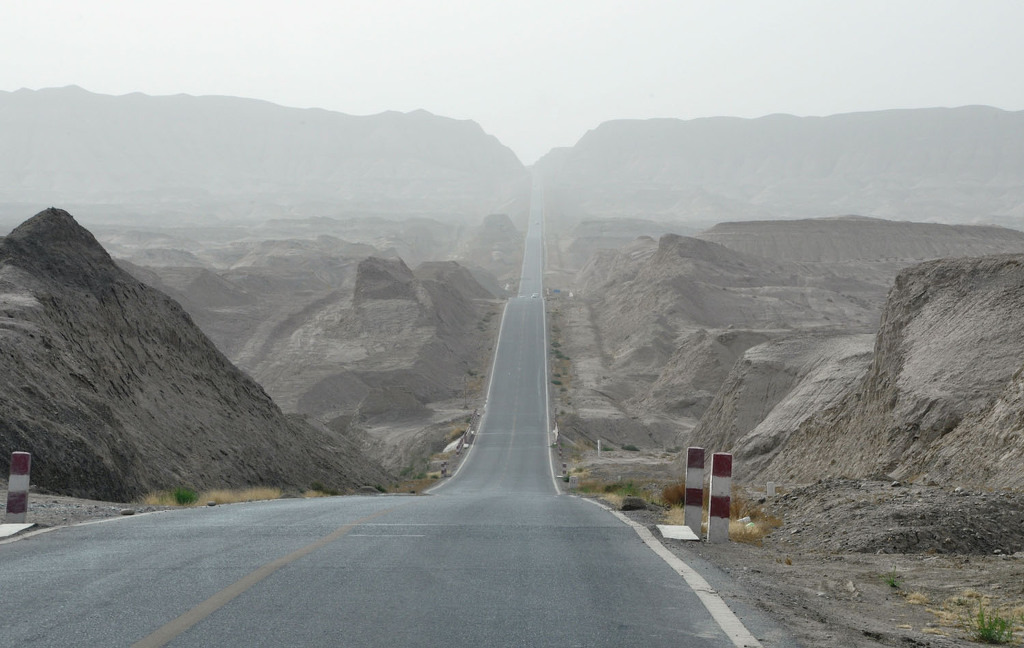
top-left (0, 178), bottom-right (768, 647)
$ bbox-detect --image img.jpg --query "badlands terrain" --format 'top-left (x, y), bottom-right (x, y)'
top-left (543, 213), bottom-right (1024, 645)
top-left (3, 88), bottom-right (1024, 644)
top-left (546, 217), bottom-right (1024, 478)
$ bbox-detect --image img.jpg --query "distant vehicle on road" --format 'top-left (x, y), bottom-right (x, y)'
top-left (531, 293), bottom-right (539, 298)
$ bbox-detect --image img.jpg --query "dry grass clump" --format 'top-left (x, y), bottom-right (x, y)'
top-left (661, 482), bottom-right (686, 507)
top-left (602, 492), bottom-right (625, 508)
top-left (143, 487), bottom-right (282, 506)
top-left (203, 487), bottom-right (282, 504)
top-left (301, 489), bottom-right (331, 498)
top-left (727, 487), bottom-right (782, 545)
top-left (576, 478), bottom-right (653, 509)
top-left (662, 506), bottom-right (686, 526)
top-left (924, 590), bottom-right (1024, 644)
top-left (905, 592), bottom-right (930, 605)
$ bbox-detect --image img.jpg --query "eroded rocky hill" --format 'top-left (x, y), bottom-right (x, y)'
top-left (0, 209), bottom-right (388, 500)
top-left (122, 240), bottom-right (501, 472)
top-left (557, 217), bottom-right (1024, 469)
top-left (761, 255), bottom-right (1024, 488)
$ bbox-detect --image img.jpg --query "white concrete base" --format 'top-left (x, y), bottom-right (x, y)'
top-left (0, 523), bottom-right (35, 538)
top-left (656, 524), bottom-right (699, 541)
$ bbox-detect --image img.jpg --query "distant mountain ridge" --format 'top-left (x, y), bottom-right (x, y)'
top-left (0, 86), bottom-right (527, 221)
top-left (538, 106), bottom-right (1024, 228)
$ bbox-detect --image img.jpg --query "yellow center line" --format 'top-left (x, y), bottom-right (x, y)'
top-left (132, 506), bottom-right (401, 648)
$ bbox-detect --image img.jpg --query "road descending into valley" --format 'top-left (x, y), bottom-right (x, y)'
top-left (0, 179), bottom-right (774, 647)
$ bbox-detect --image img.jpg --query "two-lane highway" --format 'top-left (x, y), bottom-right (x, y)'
top-left (0, 177), bottom-right (774, 647)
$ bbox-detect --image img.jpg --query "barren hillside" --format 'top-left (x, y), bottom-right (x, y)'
top-left (558, 217), bottom-right (1024, 463)
top-left (762, 254), bottom-right (1024, 488)
top-left (123, 249), bottom-right (500, 473)
top-left (0, 209), bottom-right (388, 500)
top-left (0, 86), bottom-right (528, 224)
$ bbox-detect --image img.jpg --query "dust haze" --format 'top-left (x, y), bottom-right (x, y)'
top-left (2, 57), bottom-right (1024, 647)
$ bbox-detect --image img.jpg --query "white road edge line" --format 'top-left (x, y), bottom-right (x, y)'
top-left (535, 177), bottom-right (561, 496)
top-left (581, 497), bottom-right (763, 648)
top-left (425, 296), bottom-right (511, 494)
top-left (542, 269), bottom-right (560, 494)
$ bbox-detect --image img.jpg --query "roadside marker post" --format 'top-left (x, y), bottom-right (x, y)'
top-left (684, 447), bottom-right (705, 538)
top-left (5, 452), bottom-right (31, 524)
top-left (707, 453), bottom-right (732, 544)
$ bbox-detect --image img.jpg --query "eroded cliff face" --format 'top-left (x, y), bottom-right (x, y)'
top-left (766, 255), bottom-right (1024, 487)
top-left (681, 333), bottom-right (875, 477)
top-left (0, 209), bottom-right (388, 500)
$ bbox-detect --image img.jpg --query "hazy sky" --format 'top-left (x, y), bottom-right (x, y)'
top-left (2, 1), bottom-right (1023, 164)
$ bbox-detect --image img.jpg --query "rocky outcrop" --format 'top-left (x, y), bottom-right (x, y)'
top-left (0, 209), bottom-right (388, 500)
top-left (766, 255), bottom-right (1024, 487)
top-left (354, 257), bottom-right (418, 302)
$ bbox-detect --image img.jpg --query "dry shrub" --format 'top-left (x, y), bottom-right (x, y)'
top-left (906, 592), bottom-right (930, 605)
top-left (662, 482), bottom-right (686, 507)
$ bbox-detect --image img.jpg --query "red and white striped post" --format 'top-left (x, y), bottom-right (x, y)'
top-left (707, 453), bottom-right (732, 543)
top-left (684, 447), bottom-right (705, 538)
top-left (5, 452), bottom-right (31, 524)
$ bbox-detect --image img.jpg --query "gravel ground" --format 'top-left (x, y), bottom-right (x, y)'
top-left (0, 489), bottom-right (173, 529)
top-left (610, 479), bottom-right (1024, 647)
